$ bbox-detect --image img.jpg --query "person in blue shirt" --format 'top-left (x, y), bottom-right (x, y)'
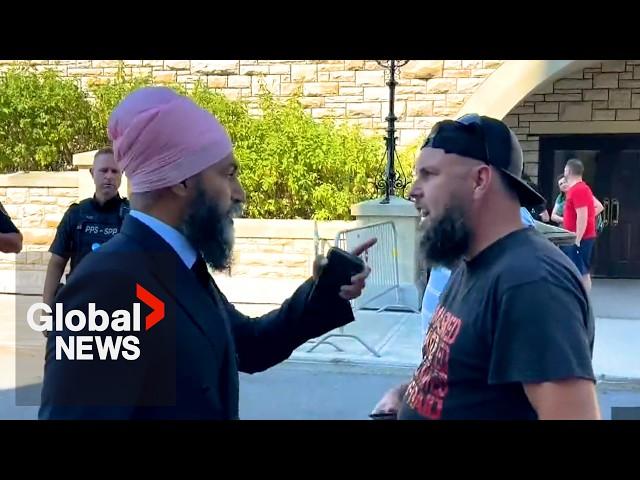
top-left (420, 207), bottom-right (536, 333)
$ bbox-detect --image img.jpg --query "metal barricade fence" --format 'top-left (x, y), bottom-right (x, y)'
top-left (307, 221), bottom-right (418, 357)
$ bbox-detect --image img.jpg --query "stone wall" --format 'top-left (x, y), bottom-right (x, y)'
top-left (0, 171), bottom-right (357, 294)
top-left (230, 219), bottom-right (354, 280)
top-left (504, 60), bottom-right (640, 182)
top-left (0, 172), bottom-right (78, 277)
top-left (0, 60), bottom-right (504, 147)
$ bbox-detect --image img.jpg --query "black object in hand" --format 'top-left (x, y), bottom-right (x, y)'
top-left (369, 412), bottom-right (397, 420)
top-left (316, 247), bottom-right (366, 295)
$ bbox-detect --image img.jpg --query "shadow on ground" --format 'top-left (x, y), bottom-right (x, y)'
top-left (2, 366), bottom-right (640, 420)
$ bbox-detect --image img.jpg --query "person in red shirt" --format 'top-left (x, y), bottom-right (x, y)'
top-left (562, 158), bottom-right (598, 291)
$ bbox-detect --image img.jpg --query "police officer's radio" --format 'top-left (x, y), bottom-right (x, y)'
top-left (70, 198), bottom-right (130, 270)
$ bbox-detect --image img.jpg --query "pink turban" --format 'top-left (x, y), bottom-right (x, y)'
top-left (107, 86), bottom-right (233, 193)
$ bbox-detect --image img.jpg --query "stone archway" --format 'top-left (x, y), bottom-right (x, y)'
top-left (457, 60), bottom-right (599, 120)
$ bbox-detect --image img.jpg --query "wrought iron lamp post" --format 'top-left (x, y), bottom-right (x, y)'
top-left (375, 60), bottom-right (411, 204)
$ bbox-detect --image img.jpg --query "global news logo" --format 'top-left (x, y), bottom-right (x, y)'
top-left (26, 284), bottom-right (164, 361)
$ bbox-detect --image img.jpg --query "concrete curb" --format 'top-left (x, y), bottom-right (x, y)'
top-left (285, 356), bottom-right (640, 387)
top-left (284, 356), bottom-right (417, 376)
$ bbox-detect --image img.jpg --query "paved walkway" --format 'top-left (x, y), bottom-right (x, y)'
top-left (290, 310), bottom-right (640, 380)
top-left (0, 275), bottom-right (637, 419)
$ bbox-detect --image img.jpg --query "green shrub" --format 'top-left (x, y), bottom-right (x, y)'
top-left (0, 67), bottom-right (95, 172)
top-left (90, 73), bottom-right (387, 219)
top-left (397, 139), bottom-right (422, 188)
top-left (89, 64), bottom-right (157, 146)
top-left (188, 81), bottom-right (255, 144)
top-left (0, 66), bottom-right (420, 219)
top-left (185, 82), bottom-right (387, 220)
top-left (237, 89), bottom-right (384, 220)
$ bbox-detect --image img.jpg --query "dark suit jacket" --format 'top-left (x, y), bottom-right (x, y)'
top-left (39, 215), bottom-right (355, 419)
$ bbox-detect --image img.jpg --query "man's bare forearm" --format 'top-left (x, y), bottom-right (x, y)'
top-left (43, 256), bottom-right (67, 306)
top-left (593, 197), bottom-right (604, 216)
top-left (575, 209), bottom-right (588, 244)
top-left (524, 379), bottom-right (601, 420)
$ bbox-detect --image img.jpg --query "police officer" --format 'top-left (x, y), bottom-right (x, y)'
top-left (42, 147), bottom-right (129, 308)
top-left (0, 201), bottom-right (22, 253)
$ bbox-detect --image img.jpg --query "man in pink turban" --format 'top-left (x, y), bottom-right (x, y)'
top-left (39, 86), bottom-right (375, 420)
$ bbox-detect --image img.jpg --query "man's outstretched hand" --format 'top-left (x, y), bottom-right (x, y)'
top-left (312, 237), bottom-right (377, 300)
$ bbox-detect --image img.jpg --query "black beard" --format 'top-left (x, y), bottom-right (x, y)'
top-left (181, 186), bottom-right (241, 271)
top-left (419, 205), bottom-right (471, 270)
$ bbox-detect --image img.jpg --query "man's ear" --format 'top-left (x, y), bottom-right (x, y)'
top-left (472, 165), bottom-right (492, 200)
top-left (89, 168), bottom-right (94, 177)
top-left (170, 180), bottom-right (189, 197)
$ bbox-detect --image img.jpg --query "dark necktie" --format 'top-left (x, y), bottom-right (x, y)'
top-left (191, 255), bottom-right (212, 292)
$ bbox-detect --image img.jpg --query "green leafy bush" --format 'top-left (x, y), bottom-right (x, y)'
top-left (0, 68), bottom-right (95, 171)
top-left (397, 139), bottom-right (422, 187)
top-left (89, 64), bottom-right (157, 147)
top-left (192, 86), bottom-right (385, 220)
top-left (0, 66), bottom-right (420, 219)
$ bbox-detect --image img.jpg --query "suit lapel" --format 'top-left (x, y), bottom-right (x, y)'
top-left (119, 216), bottom-right (231, 353)
top-left (206, 275), bottom-right (240, 419)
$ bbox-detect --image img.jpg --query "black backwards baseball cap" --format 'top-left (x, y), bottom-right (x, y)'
top-left (421, 114), bottom-right (546, 209)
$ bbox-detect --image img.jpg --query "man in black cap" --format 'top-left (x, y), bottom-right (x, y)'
top-left (371, 114), bottom-right (599, 420)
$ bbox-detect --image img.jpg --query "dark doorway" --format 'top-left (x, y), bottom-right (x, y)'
top-left (539, 135), bottom-right (640, 279)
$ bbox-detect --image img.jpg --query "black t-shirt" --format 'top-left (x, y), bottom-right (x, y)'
top-left (0, 202), bottom-right (19, 234)
top-left (398, 227), bottom-right (595, 420)
top-left (49, 195), bottom-right (129, 273)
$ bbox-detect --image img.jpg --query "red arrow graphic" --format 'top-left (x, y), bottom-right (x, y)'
top-left (136, 284), bottom-right (165, 331)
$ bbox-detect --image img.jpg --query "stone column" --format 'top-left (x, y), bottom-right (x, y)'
top-left (351, 195), bottom-right (420, 284)
top-left (349, 195), bottom-right (421, 311)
